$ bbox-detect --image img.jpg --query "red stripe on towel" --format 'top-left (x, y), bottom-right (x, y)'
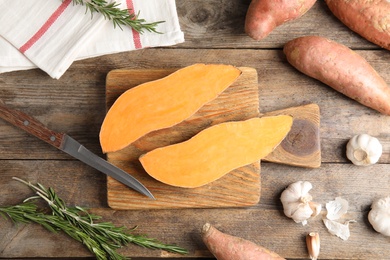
top-left (19, 0), bottom-right (72, 53)
top-left (126, 0), bottom-right (142, 49)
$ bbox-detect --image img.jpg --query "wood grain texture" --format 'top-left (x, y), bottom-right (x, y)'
top-left (263, 104), bottom-right (321, 168)
top-left (175, 0), bottom-right (379, 49)
top-left (0, 101), bottom-right (66, 149)
top-left (1, 0), bottom-right (390, 259)
top-left (1, 162), bottom-right (390, 259)
top-left (1, 48), bottom-right (390, 258)
top-left (106, 67), bottom-right (262, 209)
top-left (105, 68), bottom-right (321, 209)
top-left (0, 49), bottom-right (389, 164)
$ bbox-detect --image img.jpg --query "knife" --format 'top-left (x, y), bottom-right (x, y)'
top-left (0, 101), bottom-right (154, 199)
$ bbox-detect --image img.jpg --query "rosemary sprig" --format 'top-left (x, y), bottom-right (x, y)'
top-left (0, 202), bottom-right (113, 259)
top-left (68, 0), bottom-right (164, 33)
top-left (0, 177), bottom-right (188, 259)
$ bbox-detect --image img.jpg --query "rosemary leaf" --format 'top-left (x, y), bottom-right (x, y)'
top-left (68, 0), bottom-right (164, 33)
top-left (2, 177), bottom-right (188, 259)
top-left (0, 202), bottom-right (38, 224)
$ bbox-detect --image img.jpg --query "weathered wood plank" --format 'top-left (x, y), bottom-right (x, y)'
top-left (0, 160), bottom-right (108, 207)
top-left (1, 0), bottom-right (390, 258)
top-left (104, 68), bottom-right (321, 210)
top-left (1, 161), bottom-right (390, 259)
top-left (176, 0), bottom-right (379, 50)
top-left (0, 49), bottom-right (389, 164)
top-left (262, 103), bottom-right (321, 168)
top-left (106, 67), bottom-right (262, 210)
top-left (0, 67), bottom-right (106, 159)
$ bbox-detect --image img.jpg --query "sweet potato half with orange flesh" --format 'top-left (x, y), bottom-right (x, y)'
top-left (326, 0), bottom-right (390, 51)
top-left (139, 115), bottom-right (293, 188)
top-left (100, 64), bottom-right (242, 153)
top-left (284, 36), bottom-right (390, 115)
top-left (202, 223), bottom-right (285, 260)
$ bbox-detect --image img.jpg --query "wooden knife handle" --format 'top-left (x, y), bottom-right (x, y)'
top-left (0, 102), bottom-right (65, 149)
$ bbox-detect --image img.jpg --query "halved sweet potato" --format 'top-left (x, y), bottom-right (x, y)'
top-left (139, 115), bottom-right (293, 188)
top-left (100, 64), bottom-right (242, 153)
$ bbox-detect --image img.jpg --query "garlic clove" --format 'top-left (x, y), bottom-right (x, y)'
top-left (289, 205), bottom-right (313, 225)
top-left (306, 232), bottom-right (320, 260)
top-left (309, 201), bottom-right (322, 217)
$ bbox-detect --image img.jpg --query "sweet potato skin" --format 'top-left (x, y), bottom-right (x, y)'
top-left (245, 0), bottom-right (317, 41)
top-left (202, 223), bottom-right (285, 260)
top-left (325, 0), bottom-right (390, 50)
top-left (284, 36), bottom-right (390, 115)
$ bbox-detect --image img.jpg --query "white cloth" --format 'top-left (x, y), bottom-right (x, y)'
top-left (0, 0), bottom-right (184, 79)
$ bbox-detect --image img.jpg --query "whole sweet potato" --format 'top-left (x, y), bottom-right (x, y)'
top-left (326, 0), bottom-right (390, 50)
top-left (202, 223), bottom-right (285, 260)
top-left (284, 36), bottom-right (390, 115)
top-left (245, 0), bottom-right (317, 41)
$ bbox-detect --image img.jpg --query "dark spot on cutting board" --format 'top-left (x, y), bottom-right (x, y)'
top-left (281, 119), bottom-right (319, 156)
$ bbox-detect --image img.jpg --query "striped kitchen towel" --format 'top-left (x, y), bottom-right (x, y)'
top-left (0, 0), bottom-right (184, 79)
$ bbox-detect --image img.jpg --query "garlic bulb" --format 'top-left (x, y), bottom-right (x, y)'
top-left (280, 181), bottom-right (322, 225)
top-left (368, 196), bottom-right (390, 236)
top-left (346, 134), bottom-right (382, 166)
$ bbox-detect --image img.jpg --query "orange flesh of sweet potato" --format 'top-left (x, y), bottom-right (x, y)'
top-left (245, 0), bottom-right (317, 41)
top-left (139, 115), bottom-right (292, 188)
top-left (284, 36), bottom-right (390, 115)
top-left (99, 64), bottom-right (242, 153)
top-left (202, 223), bottom-right (285, 260)
top-left (325, 0), bottom-right (390, 51)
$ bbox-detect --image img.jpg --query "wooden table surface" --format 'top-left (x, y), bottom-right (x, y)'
top-left (1, 1), bottom-right (390, 259)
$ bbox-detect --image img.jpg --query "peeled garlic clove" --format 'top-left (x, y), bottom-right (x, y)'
top-left (306, 232), bottom-right (320, 260)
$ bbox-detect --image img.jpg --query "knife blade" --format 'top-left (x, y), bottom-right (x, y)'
top-left (0, 101), bottom-right (154, 199)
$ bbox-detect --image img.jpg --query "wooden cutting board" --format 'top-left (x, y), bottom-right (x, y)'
top-left (262, 104), bottom-right (321, 168)
top-left (105, 67), bottom-right (321, 210)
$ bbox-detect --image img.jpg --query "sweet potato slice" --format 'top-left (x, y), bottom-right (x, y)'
top-left (100, 64), bottom-right (242, 153)
top-left (139, 116), bottom-right (293, 188)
